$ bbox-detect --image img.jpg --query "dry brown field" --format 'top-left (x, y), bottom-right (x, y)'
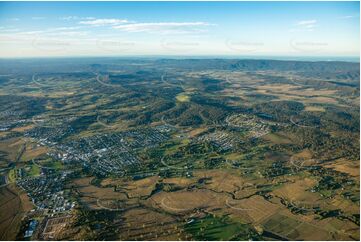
top-left (0, 184), bottom-right (33, 240)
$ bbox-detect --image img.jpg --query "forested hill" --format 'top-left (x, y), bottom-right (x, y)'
top-left (1, 58), bottom-right (359, 83)
top-left (156, 58), bottom-right (360, 82)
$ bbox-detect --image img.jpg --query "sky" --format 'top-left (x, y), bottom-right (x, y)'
top-left (0, 1), bottom-right (359, 58)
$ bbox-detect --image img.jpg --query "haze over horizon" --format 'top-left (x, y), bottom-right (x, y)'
top-left (0, 1), bottom-right (359, 58)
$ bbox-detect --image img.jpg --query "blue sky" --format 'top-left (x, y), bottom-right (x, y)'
top-left (0, 1), bottom-right (359, 58)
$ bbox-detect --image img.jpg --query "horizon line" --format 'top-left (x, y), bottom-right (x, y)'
top-left (0, 55), bottom-right (359, 63)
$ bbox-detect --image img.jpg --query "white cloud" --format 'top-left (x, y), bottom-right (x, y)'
top-left (2, 26), bottom-right (88, 40)
top-left (112, 22), bottom-right (213, 34)
top-left (339, 15), bottom-right (356, 19)
top-left (51, 26), bottom-right (83, 31)
top-left (17, 30), bottom-right (45, 35)
top-left (78, 18), bottom-right (213, 34)
top-left (292, 19), bottom-right (317, 32)
top-left (60, 16), bottom-right (95, 21)
top-left (0, 27), bottom-right (20, 32)
top-left (79, 18), bottom-right (128, 26)
top-left (296, 20), bottom-right (317, 26)
top-left (46, 31), bottom-right (89, 37)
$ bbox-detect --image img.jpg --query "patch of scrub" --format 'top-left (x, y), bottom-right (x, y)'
top-left (176, 93), bottom-right (190, 102)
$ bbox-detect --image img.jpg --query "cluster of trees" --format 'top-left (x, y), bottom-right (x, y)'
top-left (253, 100), bottom-right (304, 123)
top-left (0, 95), bottom-right (46, 120)
top-left (289, 126), bottom-right (359, 161)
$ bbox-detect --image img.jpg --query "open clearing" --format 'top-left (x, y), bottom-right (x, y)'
top-left (176, 93), bottom-right (190, 102)
top-left (118, 207), bottom-right (186, 240)
top-left (73, 177), bottom-right (135, 209)
top-left (150, 189), bottom-right (227, 214)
